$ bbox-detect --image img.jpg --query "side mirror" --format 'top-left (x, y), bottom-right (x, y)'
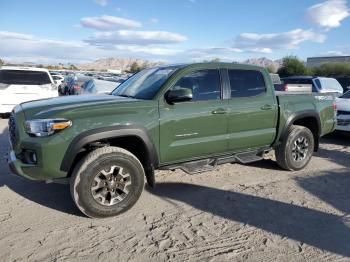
top-left (165, 87), bottom-right (193, 104)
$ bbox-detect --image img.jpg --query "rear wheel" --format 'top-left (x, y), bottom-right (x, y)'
top-left (70, 146), bottom-right (144, 218)
top-left (275, 125), bottom-right (314, 171)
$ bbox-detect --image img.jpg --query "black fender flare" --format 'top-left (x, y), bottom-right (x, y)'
top-left (279, 110), bottom-right (321, 150)
top-left (60, 126), bottom-right (159, 174)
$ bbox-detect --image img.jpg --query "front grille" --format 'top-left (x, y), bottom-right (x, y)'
top-left (8, 113), bottom-right (17, 146)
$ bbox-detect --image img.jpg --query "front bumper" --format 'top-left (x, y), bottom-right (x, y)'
top-left (336, 125), bottom-right (350, 132)
top-left (336, 115), bottom-right (350, 132)
top-left (7, 110), bottom-right (70, 180)
top-left (8, 150), bottom-right (37, 180)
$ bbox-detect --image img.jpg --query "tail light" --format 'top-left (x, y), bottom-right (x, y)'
top-left (333, 102), bottom-right (337, 118)
top-left (333, 102), bottom-right (337, 111)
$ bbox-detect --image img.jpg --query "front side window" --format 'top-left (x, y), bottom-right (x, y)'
top-left (172, 69), bottom-right (221, 101)
top-left (229, 70), bottom-right (266, 98)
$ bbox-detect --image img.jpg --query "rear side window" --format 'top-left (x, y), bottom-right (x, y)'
top-left (228, 70), bottom-right (266, 98)
top-left (173, 69), bottom-right (221, 101)
top-left (0, 70), bottom-right (52, 85)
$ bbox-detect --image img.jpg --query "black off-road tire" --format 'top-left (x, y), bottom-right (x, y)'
top-left (70, 146), bottom-right (145, 218)
top-left (275, 125), bottom-right (314, 171)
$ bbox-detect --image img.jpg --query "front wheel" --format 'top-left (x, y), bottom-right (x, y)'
top-left (275, 125), bottom-right (315, 171)
top-left (70, 146), bottom-right (145, 218)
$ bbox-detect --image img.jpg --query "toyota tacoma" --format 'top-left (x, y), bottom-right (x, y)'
top-left (8, 63), bottom-right (337, 218)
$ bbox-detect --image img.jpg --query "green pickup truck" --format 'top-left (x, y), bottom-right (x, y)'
top-left (8, 63), bottom-right (336, 218)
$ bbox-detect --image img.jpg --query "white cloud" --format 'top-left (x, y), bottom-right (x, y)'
top-left (113, 7), bottom-right (122, 12)
top-left (0, 31), bottom-right (104, 64)
top-left (233, 29), bottom-right (326, 53)
top-left (248, 48), bottom-right (273, 54)
top-left (150, 18), bottom-right (159, 24)
top-left (0, 31), bottom-right (186, 64)
top-left (115, 45), bottom-right (182, 56)
top-left (85, 30), bottom-right (188, 46)
top-left (326, 50), bottom-right (347, 56)
top-left (306, 0), bottom-right (349, 30)
top-left (0, 31), bottom-right (35, 40)
top-left (95, 0), bottom-right (107, 6)
top-left (326, 46), bottom-right (350, 56)
top-left (177, 47), bottom-right (242, 62)
top-left (0, 31), bottom-right (239, 64)
top-left (81, 15), bottom-right (142, 30)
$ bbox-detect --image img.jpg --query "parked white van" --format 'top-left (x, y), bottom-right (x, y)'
top-left (0, 66), bottom-right (58, 115)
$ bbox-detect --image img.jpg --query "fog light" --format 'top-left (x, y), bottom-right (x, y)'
top-left (23, 150), bottom-right (37, 164)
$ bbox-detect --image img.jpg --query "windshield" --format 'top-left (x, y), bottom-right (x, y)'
top-left (112, 66), bottom-right (179, 99)
top-left (340, 91), bottom-right (350, 99)
top-left (0, 70), bottom-right (52, 85)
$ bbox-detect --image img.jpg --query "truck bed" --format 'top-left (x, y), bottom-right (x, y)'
top-left (276, 92), bottom-right (336, 138)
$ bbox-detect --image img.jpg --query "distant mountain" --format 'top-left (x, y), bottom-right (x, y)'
top-left (242, 57), bottom-right (283, 71)
top-left (79, 57), bottom-right (162, 71)
top-left (78, 56), bottom-right (284, 72)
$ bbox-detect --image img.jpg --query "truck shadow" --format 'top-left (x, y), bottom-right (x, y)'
top-left (0, 125), bottom-right (82, 217)
top-left (243, 131), bottom-right (350, 171)
top-left (147, 174), bottom-right (350, 257)
top-left (296, 170), bottom-right (350, 214)
top-left (0, 173), bottom-right (82, 216)
top-left (316, 133), bottom-right (350, 168)
top-left (322, 131), bottom-right (350, 147)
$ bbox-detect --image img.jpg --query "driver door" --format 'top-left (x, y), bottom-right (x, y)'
top-left (159, 69), bottom-right (229, 164)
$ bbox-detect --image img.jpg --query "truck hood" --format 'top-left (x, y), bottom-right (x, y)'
top-left (20, 94), bottom-right (142, 119)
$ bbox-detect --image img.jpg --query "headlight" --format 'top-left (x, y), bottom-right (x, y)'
top-left (25, 119), bottom-right (72, 137)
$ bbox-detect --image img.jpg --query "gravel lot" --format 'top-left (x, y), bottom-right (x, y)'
top-left (0, 118), bottom-right (349, 261)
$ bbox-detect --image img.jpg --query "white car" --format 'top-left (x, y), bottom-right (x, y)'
top-left (0, 66), bottom-right (58, 115)
top-left (336, 91), bottom-right (350, 132)
top-left (52, 75), bottom-right (64, 87)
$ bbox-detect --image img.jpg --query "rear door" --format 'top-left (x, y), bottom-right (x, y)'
top-left (159, 68), bottom-right (229, 164)
top-left (226, 69), bottom-right (278, 152)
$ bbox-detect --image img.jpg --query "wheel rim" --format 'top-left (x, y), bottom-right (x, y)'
top-left (291, 136), bottom-right (309, 162)
top-left (90, 165), bottom-right (132, 206)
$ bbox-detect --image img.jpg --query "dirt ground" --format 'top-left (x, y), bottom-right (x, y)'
top-left (0, 118), bottom-right (349, 262)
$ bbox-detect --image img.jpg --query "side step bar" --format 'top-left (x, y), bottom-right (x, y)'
top-left (161, 148), bottom-right (270, 175)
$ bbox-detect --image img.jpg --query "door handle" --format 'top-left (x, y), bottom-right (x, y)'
top-left (261, 104), bottom-right (273, 110)
top-left (212, 108), bottom-right (227, 114)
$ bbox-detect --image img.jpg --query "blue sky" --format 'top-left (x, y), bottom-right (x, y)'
top-left (0, 0), bottom-right (349, 64)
